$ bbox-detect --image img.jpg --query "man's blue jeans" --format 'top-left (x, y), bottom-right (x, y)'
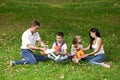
top-left (15, 49), bottom-right (46, 64)
top-left (83, 54), bottom-right (105, 66)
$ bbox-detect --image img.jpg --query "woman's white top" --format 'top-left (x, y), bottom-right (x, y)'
top-left (92, 37), bottom-right (105, 55)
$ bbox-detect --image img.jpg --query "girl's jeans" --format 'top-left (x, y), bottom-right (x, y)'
top-left (83, 54), bottom-right (105, 66)
top-left (15, 49), bottom-right (46, 64)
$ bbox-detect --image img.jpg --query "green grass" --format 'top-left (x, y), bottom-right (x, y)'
top-left (0, 0), bottom-right (120, 80)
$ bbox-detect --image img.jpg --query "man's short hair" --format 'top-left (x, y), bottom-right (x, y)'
top-left (30, 20), bottom-right (40, 27)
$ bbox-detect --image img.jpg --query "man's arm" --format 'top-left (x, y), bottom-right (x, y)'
top-left (27, 44), bottom-right (44, 51)
top-left (38, 40), bottom-right (46, 47)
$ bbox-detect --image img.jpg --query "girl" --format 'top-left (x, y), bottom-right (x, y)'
top-left (71, 35), bottom-right (84, 63)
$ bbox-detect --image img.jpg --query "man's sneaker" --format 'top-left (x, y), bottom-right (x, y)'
top-left (10, 61), bottom-right (16, 67)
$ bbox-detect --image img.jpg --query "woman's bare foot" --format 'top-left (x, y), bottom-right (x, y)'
top-left (102, 63), bottom-right (110, 68)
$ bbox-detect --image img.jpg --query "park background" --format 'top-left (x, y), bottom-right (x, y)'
top-left (0, 0), bottom-right (120, 80)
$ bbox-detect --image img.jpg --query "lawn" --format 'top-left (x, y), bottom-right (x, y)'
top-left (0, 0), bottom-right (120, 80)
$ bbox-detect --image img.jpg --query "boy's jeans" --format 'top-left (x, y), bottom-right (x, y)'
top-left (48, 54), bottom-right (68, 62)
top-left (83, 54), bottom-right (105, 66)
top-left (14, 49), bottom-right (46, 64)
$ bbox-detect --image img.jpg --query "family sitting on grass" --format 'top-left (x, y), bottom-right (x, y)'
top-left (10, 20), bottom-right (110, 68)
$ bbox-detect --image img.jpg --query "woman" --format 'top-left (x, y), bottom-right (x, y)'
top-left (83, 28), bottom-right (110, 68)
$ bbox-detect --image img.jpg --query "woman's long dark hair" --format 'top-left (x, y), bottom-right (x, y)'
top-left (89, 28), bottom-right (101, 49)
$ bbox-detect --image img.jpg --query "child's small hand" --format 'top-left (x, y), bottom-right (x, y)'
top-left (54, 51), bottom-right (59, 54)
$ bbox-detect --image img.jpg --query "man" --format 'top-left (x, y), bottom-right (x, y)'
top-left (10, 20), bottom-right (46, 67)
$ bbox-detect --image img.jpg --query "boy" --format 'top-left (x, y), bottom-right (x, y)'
top-left (48, 32), bottom-right (68, 62)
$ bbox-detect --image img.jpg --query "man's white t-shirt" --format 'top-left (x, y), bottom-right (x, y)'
top-left (21, 29), bottom-right (41, 49)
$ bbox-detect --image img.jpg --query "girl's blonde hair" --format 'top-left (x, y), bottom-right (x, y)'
top-left (74, 35), bottom-right (82, 44)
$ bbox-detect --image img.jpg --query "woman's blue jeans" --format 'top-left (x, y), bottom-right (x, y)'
top-left (14, 49), bottom-right (46, 64)
top-left (83, 54), bottom-right (105, 66)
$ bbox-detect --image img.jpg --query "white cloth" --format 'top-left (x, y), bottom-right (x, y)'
top-left (52, 42), bottom-right (67, 52)
top-left (92, 37), bottom-right (105, 55)
top-left (21, 29), bottom-right (41, 49)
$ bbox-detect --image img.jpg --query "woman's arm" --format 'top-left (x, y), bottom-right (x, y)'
top-left (82, 44), bottom-right (90, 51)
